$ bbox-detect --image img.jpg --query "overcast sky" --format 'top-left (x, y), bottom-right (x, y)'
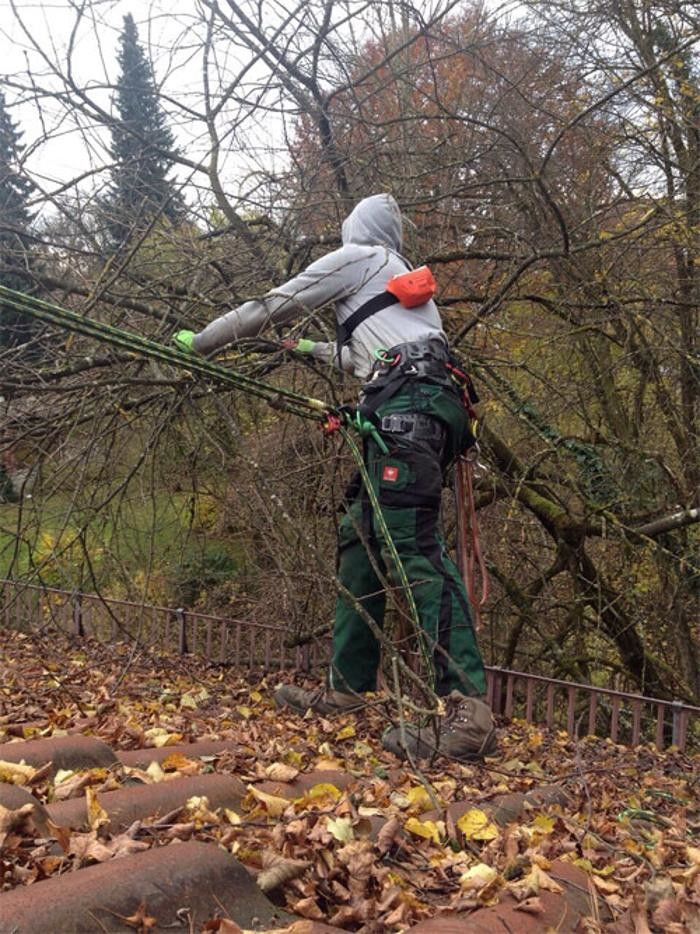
top-left (2, 0), bottom-right (256, 209)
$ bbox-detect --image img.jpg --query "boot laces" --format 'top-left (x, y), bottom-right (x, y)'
top-left (443, 694), bottom-right (471, 730)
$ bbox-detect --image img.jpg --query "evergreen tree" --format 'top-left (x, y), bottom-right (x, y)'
top-left (107, 13), bottom-right (182, 248)
top-left (0, 91), bottom-right (36, 349)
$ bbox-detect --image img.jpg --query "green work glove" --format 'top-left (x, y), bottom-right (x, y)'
top-left (174, 329), bottom-right (196, 353)
top-left (282, 338), bottom-right (316, 354)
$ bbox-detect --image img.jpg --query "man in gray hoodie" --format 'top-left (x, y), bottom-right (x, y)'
top-left (175, 193), bottom-right (496, 762)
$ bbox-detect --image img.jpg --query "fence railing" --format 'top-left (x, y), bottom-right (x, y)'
top-left (0, 578), bottom-right (330, 672)
top-left (2, 578), bottom-right (698, 753)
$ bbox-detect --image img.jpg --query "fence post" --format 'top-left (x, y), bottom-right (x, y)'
top-left (72, 593), bottom-right (84, 638)
top-left (175, 608), bottom-right (188, 654)
top-left (671, 700), bottom-right (686, 751)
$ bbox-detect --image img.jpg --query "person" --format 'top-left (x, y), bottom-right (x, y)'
top-left (175, 193), bottom-right (496, 761)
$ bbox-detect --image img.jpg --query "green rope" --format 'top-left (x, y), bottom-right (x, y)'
top-left (0, 285), bottom-right (328, 421)
top-left (339, 426), bottom-right (434, 695)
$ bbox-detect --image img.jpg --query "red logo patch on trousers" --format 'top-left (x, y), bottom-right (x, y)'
top-left (382, 466), bottom-right (399, 482)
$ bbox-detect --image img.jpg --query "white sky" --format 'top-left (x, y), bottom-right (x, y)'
top-left (2, 0), bottom-right (288, 212)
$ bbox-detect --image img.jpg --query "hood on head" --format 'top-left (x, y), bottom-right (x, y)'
top-left (341, 193), bottom-right (402, 251)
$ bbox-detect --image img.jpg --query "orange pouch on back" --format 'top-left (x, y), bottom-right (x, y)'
top-left (385, 265), bottom-right (436, 308)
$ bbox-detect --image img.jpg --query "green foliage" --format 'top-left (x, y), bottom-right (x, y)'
top-left (0, 91), bottom-right (38, 350)
top-left (171, 546), bottom-right (240, 608)
top-left (105, 13), bottom-right (183, 250)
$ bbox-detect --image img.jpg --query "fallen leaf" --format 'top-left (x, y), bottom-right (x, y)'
top-left (246, 786), bottom-right (290, 818)
top-left (257, 850), bottom-right (310, 892)
top-left (459, 863), bottom-right (499, 892)
top-left (69, 831), bottom-right (113, 863)
top-left (406, 785), bottom-right (434, 814)
top-left (120, 901), bottom-right (158, 931)
top-left (335, 724), bottom-right (356, 740)
top-left (457, 809), bottom-right (499, 841)
top-left (0, 760), bottom-right (36, 785)
top-left (0, 802), bottom-right (35, 845)
top-left (376, 815), bottom-right (402, 855)
top-left (86, 786), bottom-right (109, 831)
top-left (404, 817), bottom-right (443, 846)
top-left (326, 816), bottom-right (354, 843)
top-left (264, 762), bottom-right (299, 782)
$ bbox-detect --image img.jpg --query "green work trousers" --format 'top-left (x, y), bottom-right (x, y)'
top-left (329, 379), bottom-right (487, 698)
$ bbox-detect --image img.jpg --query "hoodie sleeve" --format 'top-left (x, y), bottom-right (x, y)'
top-left (309, 340), bottom-right (354, 373)
top-left (192, 247), bottom-right (361, 355)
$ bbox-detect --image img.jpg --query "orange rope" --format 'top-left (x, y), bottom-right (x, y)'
top-left (455, 455), bottom-right (490, 630)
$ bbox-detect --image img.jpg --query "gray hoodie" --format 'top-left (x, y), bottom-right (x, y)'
top-left (192, 193), bottom-right (445, 380)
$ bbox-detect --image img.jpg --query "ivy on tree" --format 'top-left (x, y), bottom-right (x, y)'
top-left (107, 13), bottom-right (183, 248)
top-left (0, 91), bottom-right (36, 350)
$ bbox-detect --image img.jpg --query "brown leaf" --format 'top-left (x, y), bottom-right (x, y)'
top-left (0, 802), bottom-right (36, 845)
top-left (163, 821), bottom-right (196, 841)
top-left (290, 897), bottom-right (324, 920)
top-left (264, 762), bottom-right (300, 782)
top-left (514, 896), bottom-right (544, 914)
top-left (46, 817), bottom-right (72, 854)
top-left (376, 816), bottom-right (402, 856)
top-left (201, 919), bottom-right (243, 933)
top-left (119, 901), bottom-right (158, 931)
top-left (108, 834), bottom-right (151, 859)
top-left (69, 830), bottom-right (113, 863)
top-left (257, 850), bottom-right (310, 893)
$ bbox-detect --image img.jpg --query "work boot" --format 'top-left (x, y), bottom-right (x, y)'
top-left (274, 683), bottom-right (365, 716)
top-left (382, 691), bottom-right (497, 762)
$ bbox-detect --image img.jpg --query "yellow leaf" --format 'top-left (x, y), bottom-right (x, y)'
top-left (179, 692), bottom-right (198, 710)
top-left (306, 783), bottom-right (342, 802)
top-left (326, 816), bottom-right (354, 843)
top-left (313, 756), bottom-right (344, 770)
top-left (185, 795), bottom-right (219, 825)
top-left (353, 741), bottom-right (373, 757)
top-left (404, 817), bottom-right (443, 845)
top-left (144, 728), bottom-right (183, 748)
top-left (85, 787), bottom-right (109, 831)
top-left (237, 706), bottom-right (253, 719)
top-left (146, 761), bottom-right (165, 782)
top-left (0, 760), bottom-right (36, 786)
top-left (406, 786), bottom-right (433, 814)
top-left (249, 690), bottom-right (263, 703)
top-left (457, 809), bottom-right (499, 841)
top-left (246, 785), bottom-right (290, 817)
top-left (335, 724), bottom-right (356, 741)
top-left (224, 809), bottom-right (241, 825)
top-left (459, 863), bottom-right (499, 891)
top-left (532, 814), bottom-right (555, 833)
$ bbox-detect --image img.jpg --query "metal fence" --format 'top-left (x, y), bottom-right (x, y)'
top-left (2, 578), bottom-right (698, 753)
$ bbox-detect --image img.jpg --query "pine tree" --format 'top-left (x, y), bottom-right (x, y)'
top-left (107, 13), bottom-right (182, 248)
top-left (0, 91), bottom-right (35, 349)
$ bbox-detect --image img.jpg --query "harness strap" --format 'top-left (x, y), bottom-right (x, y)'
top-left (336, 291), bottom-right (398, 360)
